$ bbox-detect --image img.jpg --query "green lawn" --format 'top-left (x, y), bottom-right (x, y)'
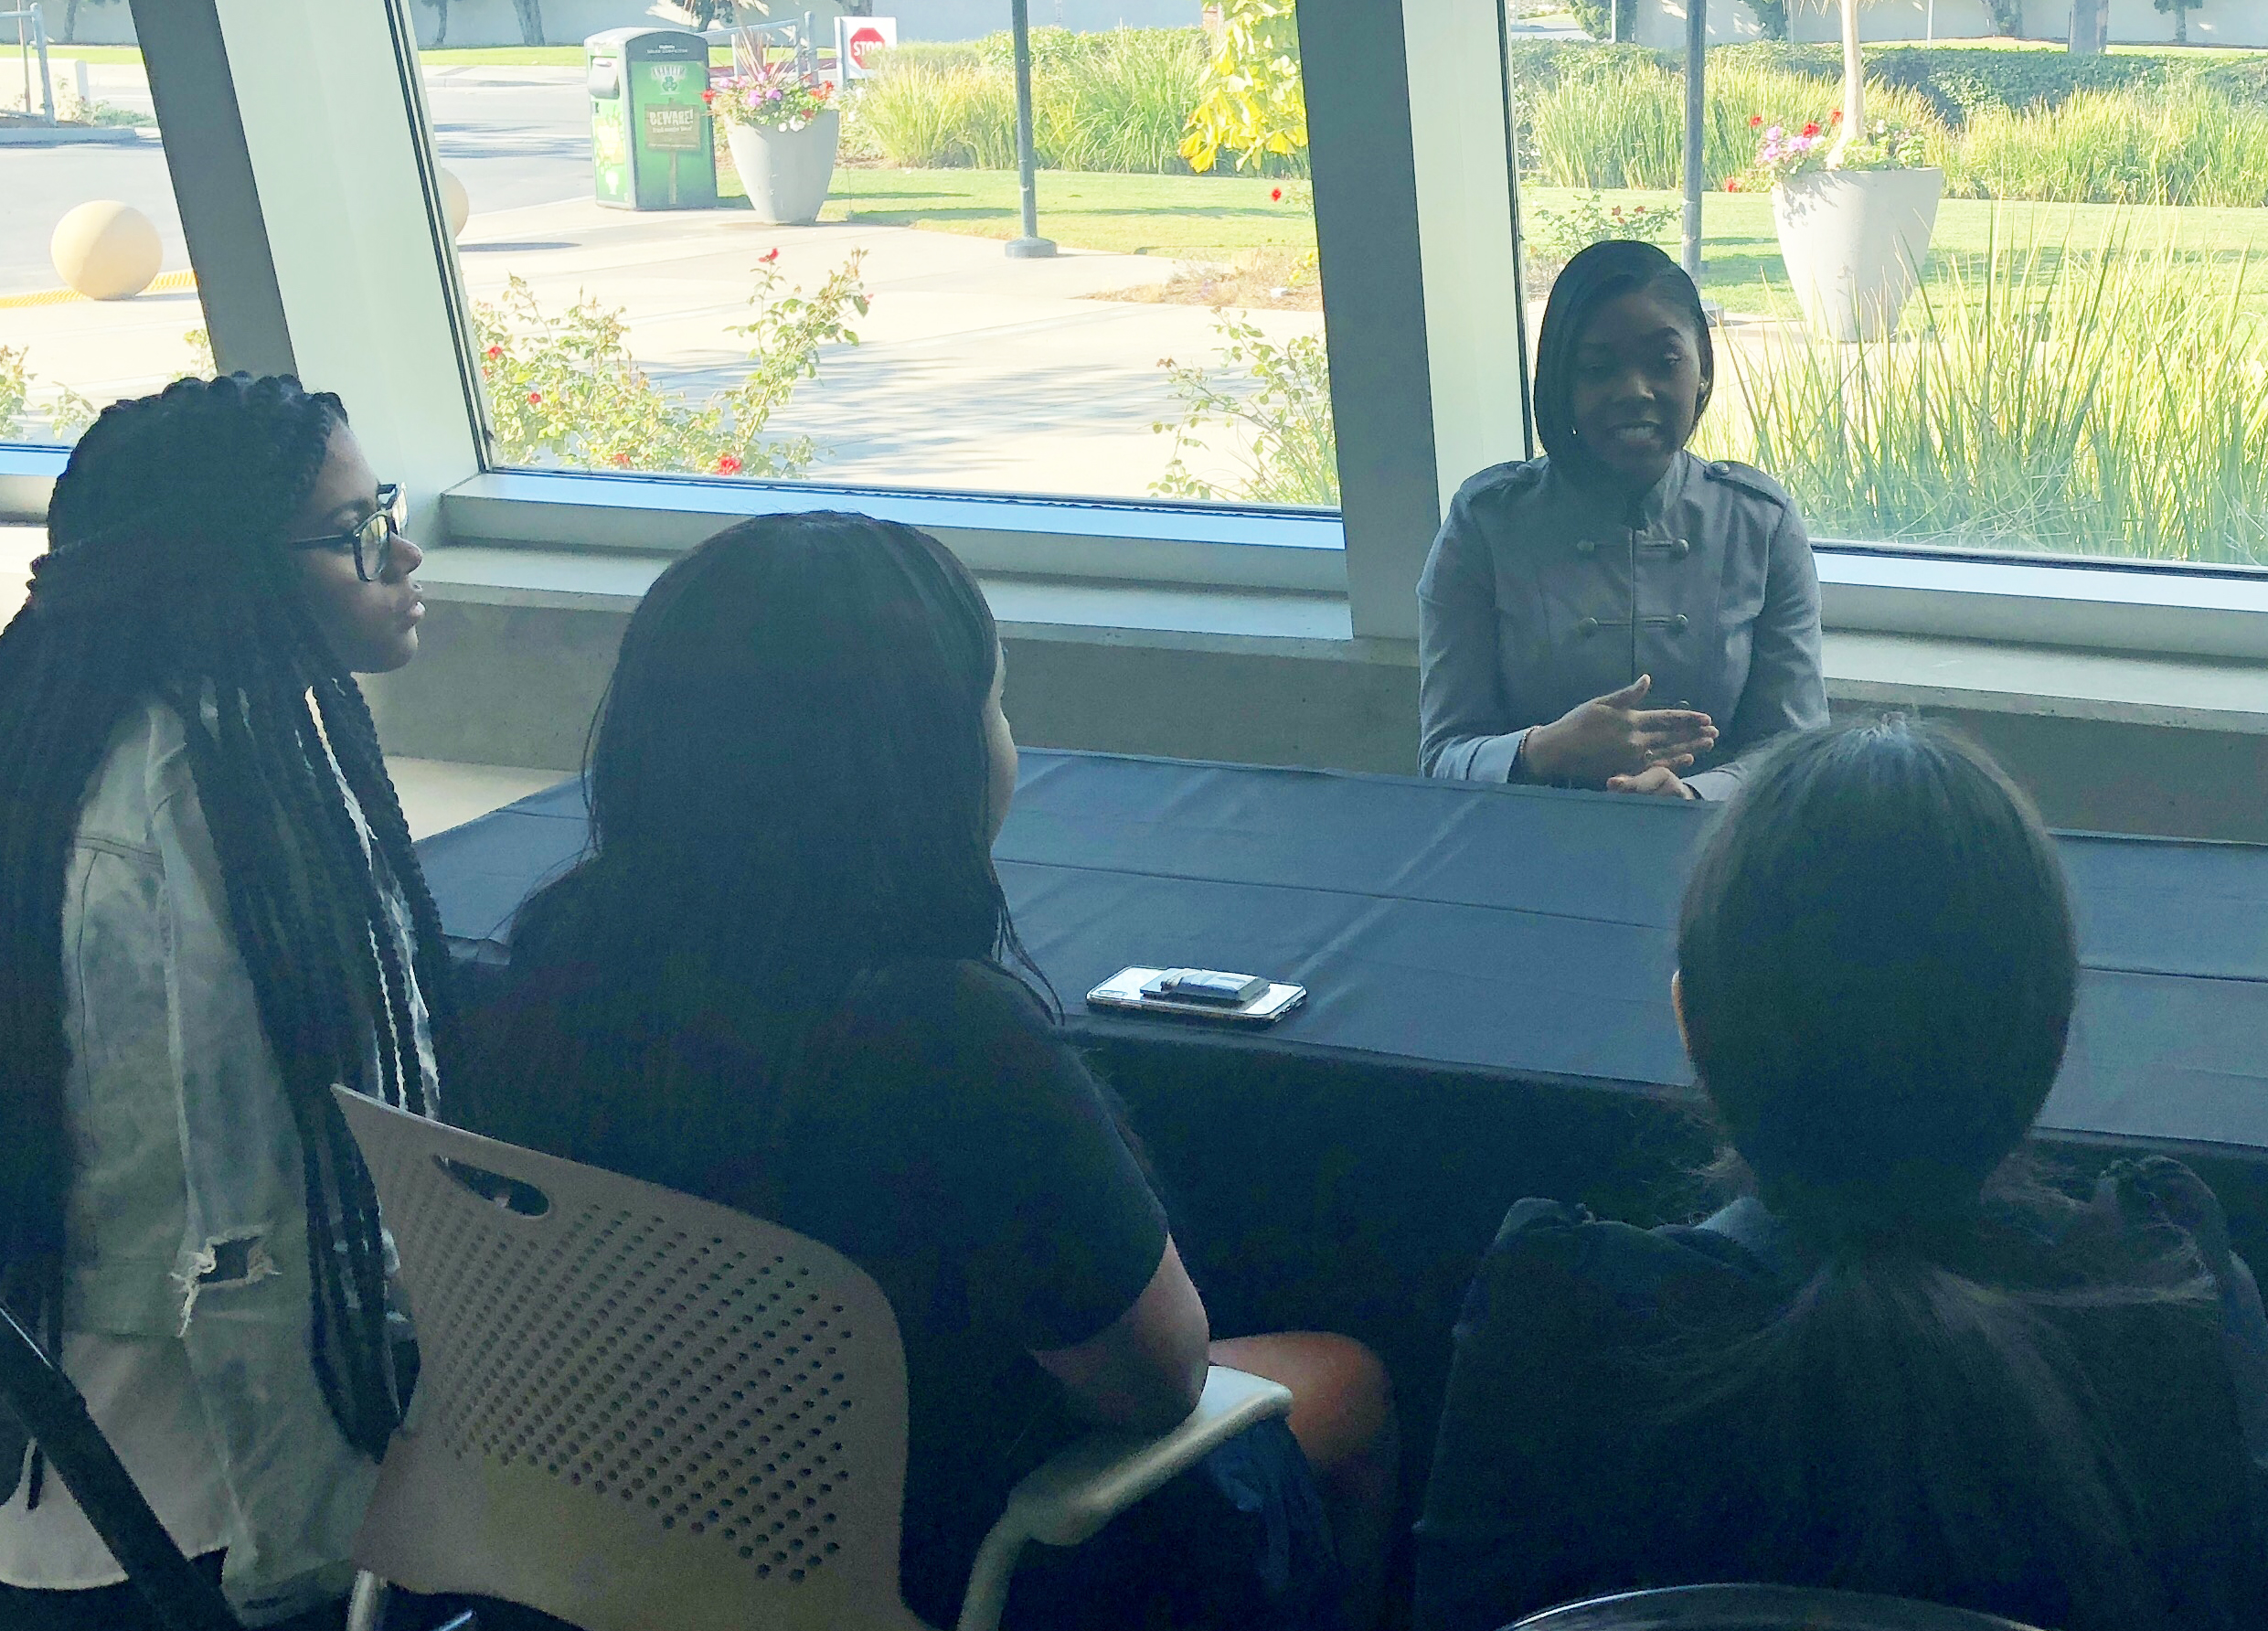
top-left (805, 167), bottom-right (2268, 314)
top-left (818, 166), bottom-right (1315, 259)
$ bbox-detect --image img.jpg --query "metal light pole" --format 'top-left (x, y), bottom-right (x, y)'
top-left (1681, 0), bottom-right (1705, 287)
top-left (1005, 0), bottom-right (1055, 259)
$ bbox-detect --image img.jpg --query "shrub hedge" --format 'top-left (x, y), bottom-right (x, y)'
top-left (847, 27), bottom-right (1307, 176)
top-left (1525, 54), bottom-right (1954, 191)
top-left (845, 30), bottom-right (2268, 206)
top-left (1516, 43), bottom-right (2268, 205)
top-left (1501, 38), bottom-right (2268, 127)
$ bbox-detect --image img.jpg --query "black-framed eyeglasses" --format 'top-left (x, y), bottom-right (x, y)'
top-left (287, 484), bottom-right (406, 583)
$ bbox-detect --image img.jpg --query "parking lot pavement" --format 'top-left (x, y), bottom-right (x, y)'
top-left (6, 186), bottom-right (1322, 498)
top-left (5, 60), bottom-right (1324, 498)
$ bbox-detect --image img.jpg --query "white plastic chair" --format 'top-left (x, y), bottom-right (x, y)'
top-left (332, 1088), bottom-right (1293, 1631)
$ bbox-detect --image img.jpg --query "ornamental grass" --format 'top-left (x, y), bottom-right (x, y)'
top-left (846, 28), bottom-right (1230, 177)
top-left (1699, 218), bottom-right (2268, 565)
top-left (1523, 53), bottom-right (2268, 210)
top-left (1950, 83), bottom-right (2268, 208)
top-left (1523, 57), bottom-right (1953, 192)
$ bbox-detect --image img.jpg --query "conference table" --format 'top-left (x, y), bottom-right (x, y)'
top-left (421, 747), bottom-right (2268, 1154)
top-left (418, 749), bottom-right (2268, 1455)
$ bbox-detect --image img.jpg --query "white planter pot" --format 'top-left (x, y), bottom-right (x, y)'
top-left (724, 110), bottom-right (841, 226)
top-left (1771, 166), bottom-right (1944, 343)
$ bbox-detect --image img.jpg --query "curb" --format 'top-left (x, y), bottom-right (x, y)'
top-left (0, 123), bottom-right (155, 146)
top-left (0, 268), bottom-right (197, 310)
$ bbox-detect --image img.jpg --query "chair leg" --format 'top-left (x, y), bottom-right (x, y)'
top-left (953, 1521), bottom-right (1029, 1631)
top-left (346, 1571), bottom-right (389, 1631)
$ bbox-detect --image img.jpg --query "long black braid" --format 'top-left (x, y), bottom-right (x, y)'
top-left (0, 374), bottom-right (456, 1476)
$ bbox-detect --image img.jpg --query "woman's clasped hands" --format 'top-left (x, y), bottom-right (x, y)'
top-left (1521, 674), bottom-right (1715, 799)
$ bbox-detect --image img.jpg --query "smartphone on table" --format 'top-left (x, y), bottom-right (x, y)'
top-left (1085, 966), bottom-right (1307, 1025)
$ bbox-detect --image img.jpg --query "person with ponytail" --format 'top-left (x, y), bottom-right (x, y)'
top-left (1415, 720), bottom-right (2268, 1631)
top-left (0, 376), bottom-right (452, 1628)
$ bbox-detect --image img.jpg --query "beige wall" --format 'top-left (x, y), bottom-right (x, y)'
top-left (364, 591), bottom-right (2268, 845)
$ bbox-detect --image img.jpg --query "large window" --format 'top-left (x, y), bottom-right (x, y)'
top-left (1508, 20), bottom-right (2268, 569)
top-left (14, 0), bottom-right (2266, 668)
top-left (436, 8), bottom-right (1336, 508)
top-left (1, 34), bottom-right (202, 446)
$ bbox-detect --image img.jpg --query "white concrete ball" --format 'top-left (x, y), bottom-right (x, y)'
top-left (439, 168), bottom-right (470, 240)
top-left (50, 201), bottom-right (163, 301)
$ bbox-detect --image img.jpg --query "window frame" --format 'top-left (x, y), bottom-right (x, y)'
top-left (5, 0), bottom-right (2268, 666)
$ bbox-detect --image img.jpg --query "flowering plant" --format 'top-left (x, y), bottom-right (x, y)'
top-left (475, 252), bottom-right (868, 477)
top-left (1529, 192), bottom-right (1677, 265)
top-left (1730, 110), bottom-right (1928, 192)
top-left (706, 58), bottom-right (836, 133)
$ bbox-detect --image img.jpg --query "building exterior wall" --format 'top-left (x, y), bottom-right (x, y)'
top-left (49, 0), bottom-right (1198, 47)
top-left (1628, 0), bottom-right (2265, 48)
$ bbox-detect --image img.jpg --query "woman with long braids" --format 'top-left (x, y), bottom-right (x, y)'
top-left (0, 375), bottom-right (449, 1629)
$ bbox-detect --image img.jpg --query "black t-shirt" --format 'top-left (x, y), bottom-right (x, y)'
top-left (461, 956), bottom-right (1170, 1628)
top-left (1415, 1185), bottom-right (2268, 1631)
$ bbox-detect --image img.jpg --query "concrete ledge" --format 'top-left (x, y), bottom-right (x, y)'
top-left (0, 123), bottom-right (154, 145)
top-left (1826, 631), bottom-right (2268, 737)
top-left (366, 549), bottom-right (2268, 842)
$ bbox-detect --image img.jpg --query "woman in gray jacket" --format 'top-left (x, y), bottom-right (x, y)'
top-left (1418, 240), bottom-right (1826, 799)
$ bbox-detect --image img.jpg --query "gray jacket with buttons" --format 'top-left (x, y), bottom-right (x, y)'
top-left (1417, 450), bottom-right (1827, 800)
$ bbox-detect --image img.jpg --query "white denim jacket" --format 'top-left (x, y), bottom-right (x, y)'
top-left (0, 698), bottom-right (436, 1624)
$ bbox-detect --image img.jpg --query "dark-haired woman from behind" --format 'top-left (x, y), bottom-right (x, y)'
top-left (1419, 240), bottom-right (1826, 798)
top-left (1415, 720), bottom-right (2268, 1631)
top-left (0, 378), bottom-right (450, 1627)
top-left (462, 513), bottom-right (1399, 1631)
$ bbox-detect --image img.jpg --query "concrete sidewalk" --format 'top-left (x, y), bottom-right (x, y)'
top-left (7, 194), bottom-right (1326, 501)
top-left (452, 196), bottom-right (1324, 496)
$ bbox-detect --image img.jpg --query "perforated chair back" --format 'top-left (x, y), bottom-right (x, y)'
top-left (335, 1088), bottom-right (927, 1631)
top-left (1510, 1583), bottom-right (2047, 1631)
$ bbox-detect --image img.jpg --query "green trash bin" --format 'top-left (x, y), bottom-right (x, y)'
top-left (586, 27), bottom-right (719, 210)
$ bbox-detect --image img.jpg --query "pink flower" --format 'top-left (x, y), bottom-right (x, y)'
top-left (527, 391), bottom-right (542, 405)
top-left (761, 248), bottom-right (781, 263)
top-left (484, 345), bottom-right (502, 360)
top-left (716, 453), bottom-right (744, 475)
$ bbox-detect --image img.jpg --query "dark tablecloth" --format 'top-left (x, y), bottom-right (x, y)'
top-left (418, 749), bottom-right (2268, 1155)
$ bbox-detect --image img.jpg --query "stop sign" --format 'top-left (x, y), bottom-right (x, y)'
top-left (847, 26), bottom-right (886, 69)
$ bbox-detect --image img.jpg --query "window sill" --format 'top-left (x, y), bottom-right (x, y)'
top-left (439, 471), bottom-right (1349, 594)
top-left (414, 542), bottom-right (1366, 654)
top-left (12, 452), bottom-right (2268, 682)
top-left (412, 543), bottom-right (2268, 735)
top-left (1816, 545), bottom-right (2268, 662)
top-left (0, 443), bottom-right (66, 520)
top-left (435, 472), bottom-right (2268, 660)
top-left (1826, 631), bottom-right (2268, 737)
